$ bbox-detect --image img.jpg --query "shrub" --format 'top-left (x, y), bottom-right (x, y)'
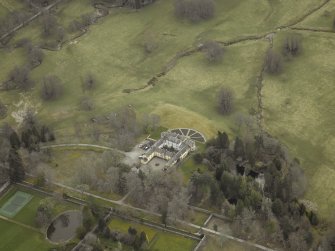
top-left (174, 0), bottom-right (215, 22)
top-left (265, 49), bottom-right (283, 74)
top-left (79, 96), bottom-right (94, 111)
top-left (202, 41), bottom-right (224, 63)
top-left (193, 153), bottom-right (203, 164)
top-left (0, 101), bottom-right (7, 119)
top-left (76, 226), bottom-right (87, 240)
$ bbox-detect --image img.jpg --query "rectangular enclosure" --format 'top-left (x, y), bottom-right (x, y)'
top-left (0, 191), bottom-right (33, 218)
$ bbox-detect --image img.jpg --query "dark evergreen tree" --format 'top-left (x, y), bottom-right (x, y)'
top-left (217, 131), bottom-right (230, 149)
top-left (8, 149), bottom-right (25, 182)
top-left (9, 131), bottom-right (21, 150)
top-left (272, 198), bottom-right (284, 217)
top-left (234, 137), bottom-right (245, 159)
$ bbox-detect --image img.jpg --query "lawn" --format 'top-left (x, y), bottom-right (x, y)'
top-left (107, 216), bottom-right (198, 251)
top-left (0, 0), bottom-right (334, 220)
top-left (201, 236), bottom-right (258, 251)
top-left (149, 232), bottom-right (197, 251)
top-left (179, 157), bottom-right (207, 184)
top-left (109, 217), bottom-right (157, 242)
top-left (263, 30), bottom-right (335, 219)
top-left (187, 210), bottom-right (209, 226)
top-left (0, 219), bottom-right (54, 251)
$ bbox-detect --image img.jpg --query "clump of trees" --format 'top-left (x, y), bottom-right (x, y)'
top-left (174, 0), bottom-right (215, 22)
top-left (0, 112), bottom-right (55, 186)
top-left (217, 87), bottom-right (234, 115)
top-left (198, 131), bottom-right (320, 249)
top-left (202, 41), bottom-right (224, 63)
top-left (73, 150), bottom-right (130, 196)
top-left (15, 38), bottom-right (45, 67)
top-left (40, 12), bottom-right (65, 48)
top-left (40, 75), bottom-right (64, 101)
top-left (5, 66), bottom-right (35, 91)
top-left (27, 45), bottom-right (44, 67)
top-left (97, 222), bottom-right (149, 250)
top-left (108, 107), bottom-right (143, 151)
top-left (35, 198), bottom-right (55, 228)
top-left (264, 49), bottom-right (283, 74)
top-left (0, 11), bottom-right (30, 38)
top-left (68, 13), bottom-right (96, 33)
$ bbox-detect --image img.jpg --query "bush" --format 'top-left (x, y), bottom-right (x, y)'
top-left (174, 0), bottom-right (215, 22)
top-left (76, 226), bottom-right (87, 240)
top-left (217, 87), bottom-right (234, 115)
top-left (41, 75), bottom-right (64, 101)
top-left (265, 49), bottom-right (283, 74)
top-left (79, 96), bottom-right (94, 111)
top-left (193, 153), bottom-right (203, 164)
top-left (0, 101), bottom-right (7, 119)
top-left (202, 41), bottom-right (224, 63)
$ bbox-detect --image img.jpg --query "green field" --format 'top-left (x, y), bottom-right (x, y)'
top-left (0, 0), bottom-right (335, 220)
top-left (109, 217), bottom-right (157, 242)
top-left (263, 30), bottom-right (335, 218)
top-left (108, 216), bottom-right (198, 251)
top-left (149, 232), bottom-right (197, 251)
top-left (201, 236), bottom-right (258, 251)
top-left (0, 219), bottom-right (53, 251)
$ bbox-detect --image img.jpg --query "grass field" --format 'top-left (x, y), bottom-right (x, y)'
top-left (0, 219), bottom-right (54, 251)
top-left (263, 30), bottom-right (335, 219)
top-left (109, 217), bottom-right (157, 242)
top-left (108, 216), bottom-right (198, 251)
top-left (0, 0), bottom-right (335, 220)
top-left (149, 232), bottom-right (197, 251)
top-left (201, 236), bottom-right (258, 251)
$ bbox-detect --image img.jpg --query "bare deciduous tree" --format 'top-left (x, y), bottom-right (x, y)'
top-left (217, 87), bottom-right (234, 115)
top-left (41, 12), bottom-right (58, 37)
top-left (265, 49), bottom-right (283, 74)
top-left (6, 66), bottom-right (34, 90)
top-left (28, 46), bottom-right (44, 67)
top-left (283, 34), bottom-right (302, 56)
top-left (202, 41), bottom-right (224, 63)
top-left (40, 75), bottom-right (64, 101)
top-left (82, 74), bottom-right (97, 92)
